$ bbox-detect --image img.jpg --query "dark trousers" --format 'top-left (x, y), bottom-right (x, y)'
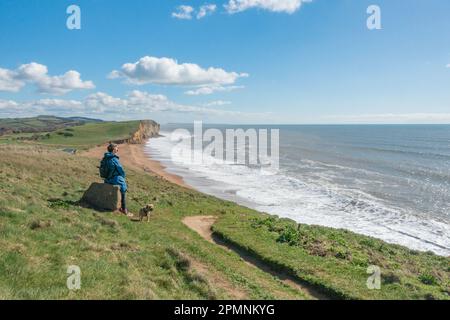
top-left (121, 191), bottom-right (127, 210)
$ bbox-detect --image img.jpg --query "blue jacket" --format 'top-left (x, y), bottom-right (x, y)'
top-left (103, 152), bottom-right (127, 193)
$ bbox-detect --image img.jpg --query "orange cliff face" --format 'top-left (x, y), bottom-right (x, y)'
top-left (128, 120), bottom-right (161, 144)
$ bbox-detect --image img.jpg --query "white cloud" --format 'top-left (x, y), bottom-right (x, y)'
top-left (30, 98), bottom-right (83, 109)
top-left (84, 92), bottom-right (127, 112)
top-left (0, 91), bottom-right (246, 119)
top-left (126, 90), bottom-right (181, 112)
top-left (0, 98), bottom-right (83, 116)
top-left (122, 91), bottom-right (237, 115)
top-left (0, 99), bottom-right (20, 110)
top-left (225, 0), bottom-right (312, 14)
top-left (185, 85), bottom-right (244, 95)
top-left (0, 69), bottom-right (24, 92)
top-left (324, 113), bottom-right (450, 124)
top-left (0, 62), bottom-right (95, 95)
top-left (172, 5), bottom-right (195, 19)
top-left (197, 4), bottom-right (217, 19)
top-left (446, 64), bottom-right (450, 68)
top-left (203, 100), bottom-right (232, 107)
top-left (109, 56), bottom-right (248, 87)
top-left (172, 4), bottom-right (217, 20)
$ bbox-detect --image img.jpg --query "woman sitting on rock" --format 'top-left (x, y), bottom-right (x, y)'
top-left (101, 143), bottom-right (129, 215)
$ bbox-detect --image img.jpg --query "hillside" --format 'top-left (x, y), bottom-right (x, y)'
top-left (0, 115), bottom-right (102, 136)
top-left (0, 145), bottom-right (308, 300)
top-left (0, 119), bottom-right (159, 150)
top-left (0, 120), bottom-right (448, 300)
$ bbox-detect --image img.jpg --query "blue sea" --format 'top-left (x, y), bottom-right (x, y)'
top-left (145, 124), bottom-right (450, 256)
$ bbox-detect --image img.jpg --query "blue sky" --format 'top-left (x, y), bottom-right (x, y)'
top-left (0, 0), bottom-right (450, 124)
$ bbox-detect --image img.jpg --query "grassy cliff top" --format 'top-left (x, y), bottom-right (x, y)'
top-left (213, 211), bottom-right (449, 299)
top-left (0, 145), bottom-right (309, 300)
top-left (0, 116), bottom-right (102, 134)
top-left (0, 119), bottom-right (448, 300)
top-left (0, 120), bottom-right (142, 149)
top-left (37, 121), bottom-right (142, 147)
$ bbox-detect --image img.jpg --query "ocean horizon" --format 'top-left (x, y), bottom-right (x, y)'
top-left (146, 123), bottom-right (450, 257)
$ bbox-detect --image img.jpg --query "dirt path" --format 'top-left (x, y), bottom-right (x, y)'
top-left (183, 216), bottom-right (218, 243)
top-left (182, 216), bottom-right (329, 300)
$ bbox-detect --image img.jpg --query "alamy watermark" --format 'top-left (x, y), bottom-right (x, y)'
top-left (66, 5), bottom-right (380, 31)
top-left (170, 121), bottom-right (280, 172)
top-left (366, 265), bottom-right (381, 290)
top-left (66, 5), bottom-right (81, 30)
top-left (367, 5), bottom-right (382, 30)
top-left (67, 265), bottom-right (81, 290)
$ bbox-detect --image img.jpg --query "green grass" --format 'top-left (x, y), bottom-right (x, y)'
top-left (34, 121), bottom-right (141, 148)
top-left (212, 212), bottom-right (450, 300)
top-left (0, 145), bottom-right (309, 300)
top-left (0, 122), bottom-right (448, 300)
top-left (0, 115), bottom-right (101, 135)
top-left (0, 116), bottom-right (65, 131)
top-left (1, 121), bottom-right (141, 149)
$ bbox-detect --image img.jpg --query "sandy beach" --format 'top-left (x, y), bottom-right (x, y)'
top-left (83, 141), bottom-right (191, 189)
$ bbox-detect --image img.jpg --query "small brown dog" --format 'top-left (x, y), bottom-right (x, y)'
top-left (139, 204), bottom-right (154, 222)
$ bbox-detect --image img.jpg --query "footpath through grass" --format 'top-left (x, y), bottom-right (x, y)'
top-left (213, 212), bottom-right (450, 299)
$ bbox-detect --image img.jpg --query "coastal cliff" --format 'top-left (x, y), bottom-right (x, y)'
top-left (1, 119), bottom-right (448, 300)
top-left (125, 120), bottom-right (160, 144)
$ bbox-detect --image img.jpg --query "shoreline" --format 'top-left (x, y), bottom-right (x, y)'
top-left (3, 123), bottom-right (448, 299)
top-left (83, 141), bottom-right (192, 189)
top-left (83, 139), bottom-right (450, 257)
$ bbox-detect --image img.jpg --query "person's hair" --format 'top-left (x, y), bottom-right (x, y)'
top-left (107, 143), bottom-right (118, 152)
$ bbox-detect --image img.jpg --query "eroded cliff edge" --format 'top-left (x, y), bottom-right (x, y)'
top-left (115, 120), bottom-right (160, 144)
